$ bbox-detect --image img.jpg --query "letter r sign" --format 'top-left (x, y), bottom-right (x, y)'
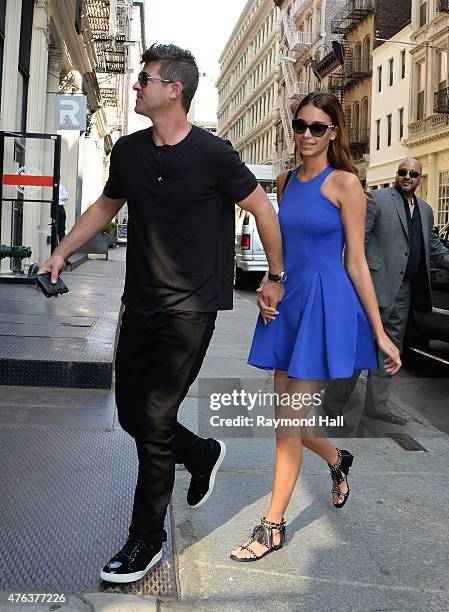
top-left (55, 95), bottom-right (87, 131)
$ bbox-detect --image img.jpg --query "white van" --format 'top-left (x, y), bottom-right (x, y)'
top-left (235, 163), bottom-right (278, 289)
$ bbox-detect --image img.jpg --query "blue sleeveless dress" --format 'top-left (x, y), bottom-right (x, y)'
top-left (247, 164), bottom-right (377, 380)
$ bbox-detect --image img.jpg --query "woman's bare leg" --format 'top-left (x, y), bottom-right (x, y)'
top-left (231, 371), bottom-right (322, 559)
top-left (264, 374), bottom-right (321, 523)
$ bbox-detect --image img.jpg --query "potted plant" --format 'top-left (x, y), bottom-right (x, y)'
top-left (102, 221), bottom-right (118, 248)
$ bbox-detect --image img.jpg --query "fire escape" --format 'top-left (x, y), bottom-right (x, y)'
top-left (290, 0), bottom-right (314, 21)
top-left (434, 87), bottom-right (449, 114)
top-left (279, 52), bottom-right (312, 99)
top-left (328, 1), bottom-right (374, 150)
top-left (83, 0), bottom-right (133, 151)
top-left (330, 0), bottom-right (375, 36)
top-left (275, 5), bottom-right (314, 173)
top-left (436, 0), bottom-right (449, 12)
top-left (281, 10), bottom-right (313, 63)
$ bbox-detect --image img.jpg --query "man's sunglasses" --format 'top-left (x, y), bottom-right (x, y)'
top-left (137, 71), bottom-right (175, 87)
top-left (397, 168), bottom-right (421, 178)
top-left (292, 119), bottom-right (336, 137)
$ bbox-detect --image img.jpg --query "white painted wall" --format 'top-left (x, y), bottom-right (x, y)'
top-left (367, 24), bottom-right (412, 187)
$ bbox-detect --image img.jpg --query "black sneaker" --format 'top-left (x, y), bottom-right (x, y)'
top-left (100, 536), bottom-right (162, 583)
top-left (187, 438), bottom-right (226, 508)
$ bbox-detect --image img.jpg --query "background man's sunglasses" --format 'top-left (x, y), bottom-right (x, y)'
top-left (137, 71), bottom-right (174, 87)
top-left (397, 169), bottom-right (421, 178)
top-left (292, 119), bottom-right (336, 137)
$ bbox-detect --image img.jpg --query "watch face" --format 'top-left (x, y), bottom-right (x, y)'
top-left (269, 272), bottom-right (287, 282)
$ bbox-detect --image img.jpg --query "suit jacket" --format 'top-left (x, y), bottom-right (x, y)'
top-left (365, 186), bottom-right (449, 312)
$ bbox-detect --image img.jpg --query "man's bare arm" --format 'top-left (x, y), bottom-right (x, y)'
top-left (237, 184), bottom-right (283, 275)
top-left (37, 193), bottom-right (126, 282)
top-left (237, 184), bottom-right (284, 314)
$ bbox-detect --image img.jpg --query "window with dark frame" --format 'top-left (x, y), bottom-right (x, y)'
top-left (399, 108), bottom-right (404, 139)
top-left (401, 49), bottom-right (406, 79)
top-left (377, 65), bottom-right (382, 92)
top-left (0, 0), bottom-right (5, 119)
top-left (437, 50), bottom-right (447, 92)
top-left (387, 114), bottom-right (392, 146)
top-left (417, 61), bottom-right (425, 120)
top-left (376, 119), bottom-right (380, 150)
top-left (419, 0), bottom-right (427, 28)
top-left (389, 58), bottom-right (393, 86)
top-left (18, 0), bottom-right (34, 131)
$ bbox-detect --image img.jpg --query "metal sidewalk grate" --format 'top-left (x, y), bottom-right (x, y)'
top-left (387, 432), bottom-right (428, 452)
top-left (0, 426), bottom-right (178, 599)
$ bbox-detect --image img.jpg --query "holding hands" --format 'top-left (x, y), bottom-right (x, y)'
top-left (256, 273), bottom-right (284, 325)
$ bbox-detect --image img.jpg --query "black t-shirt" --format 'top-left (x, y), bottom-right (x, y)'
top-left (103, 125), bottom-right (258, 313)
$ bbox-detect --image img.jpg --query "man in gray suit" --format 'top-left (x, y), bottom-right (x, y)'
top-left (324, 157), bottom-right (449, 425)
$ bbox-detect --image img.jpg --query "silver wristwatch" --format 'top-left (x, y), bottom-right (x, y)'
top-left (268, 271), bottom-right (287, 283)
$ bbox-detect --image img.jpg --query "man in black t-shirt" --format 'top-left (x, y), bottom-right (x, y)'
top-left (37, 43), bottom-right (284, 583)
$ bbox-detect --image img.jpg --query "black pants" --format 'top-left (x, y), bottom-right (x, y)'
top-left (115, 307), bottom-right (217, 544)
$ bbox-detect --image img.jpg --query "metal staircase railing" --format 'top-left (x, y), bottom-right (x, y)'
top-left (282, 12), bottom-right (313, 51)
top-left (279, 100), bottom-right (294, 152)
top-left (331, 0), bottom-right (376, 36)
top-left (291, 0), bottom-right (314, 21)
top-left (279, 53), bottom-right (313, 99)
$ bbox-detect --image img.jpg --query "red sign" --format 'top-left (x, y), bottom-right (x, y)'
top-left (2, 174), bottom-right (54, 187)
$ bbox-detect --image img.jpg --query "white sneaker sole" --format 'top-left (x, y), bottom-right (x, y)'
top-left (100, 548), bottom-right (163, 583)
top-left (190, 439), bottom-right (226, 509)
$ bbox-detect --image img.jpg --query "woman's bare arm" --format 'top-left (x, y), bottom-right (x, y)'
top-left (338, 172), bottom-right (401, 374)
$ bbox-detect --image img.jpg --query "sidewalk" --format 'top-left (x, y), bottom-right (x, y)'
top-left (0, 249), bottom-right (161, 612)
top-left (166, 294), bottom-right (449, 611)
top-left (0, 251), bottom-right (448, 611)
top-left (0, 250), bottom-right (125, 388)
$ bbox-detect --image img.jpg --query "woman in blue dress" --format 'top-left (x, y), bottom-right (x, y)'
top-left (230, 91), bottom-right (401, 562)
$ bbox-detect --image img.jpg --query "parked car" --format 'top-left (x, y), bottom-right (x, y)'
top-left (234, 192), bottom-right (278, 289)
top-left (403, 221), bottom-right (449, 366)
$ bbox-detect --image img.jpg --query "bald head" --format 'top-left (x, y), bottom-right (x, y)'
top-left (399, 157), bottom-right (422, 173)
top-left (394, 157), bottom-right (422, 199)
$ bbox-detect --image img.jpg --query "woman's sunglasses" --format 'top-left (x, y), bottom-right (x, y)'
top-left (137, 71), bottom-right (174, 88)
top-left (397, 169), bottom-right (421, 178)
top-left (292, 119), bottom-right (336, 137)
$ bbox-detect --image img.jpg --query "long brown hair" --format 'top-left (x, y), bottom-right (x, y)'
top-left (293, 91), bottom-right (358, 178)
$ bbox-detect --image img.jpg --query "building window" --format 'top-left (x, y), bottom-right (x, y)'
top-left (417, 61), bottom-right (426, 119)
top-left (363, 36), bottom-right (370, 61)
top-left (389, 58), bottom-right (393, 86)
top-left (401, 49), bottom-right (406, 79)
top-left (361, 98), bottom-right (368, 136)
top-left (0, 0), bottom-right (5, 117)
top-left (376, 119), bottom-right (380, 150)
top-left (419, 0), bottom-right (427, 28)
top-left (16, 69), bottom-right (28, 132)
top-left (377, 65), bottom-right (382, 92)
top-left (387, 114), bottom-right (392, 146)
top-left (436, 50), bottom-right (447, 91)
top-left (399, 107), bottom-right (404, 139)
top-left (437, 170), bottom-right (449, 227)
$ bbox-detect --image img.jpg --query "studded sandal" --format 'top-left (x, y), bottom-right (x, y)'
top-left (328, 448), bottom-right (354, 509)
top-left (230, 517), bottom-right (286, 562)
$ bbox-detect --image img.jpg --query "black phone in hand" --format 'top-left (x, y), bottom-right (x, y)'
top-left (35, 272), bottom-right (69, 298)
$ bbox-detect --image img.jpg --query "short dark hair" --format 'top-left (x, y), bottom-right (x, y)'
top-left (141, 43), bottom-right (199, 112)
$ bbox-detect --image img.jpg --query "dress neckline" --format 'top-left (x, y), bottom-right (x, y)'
top-left (295, 164), bottom-right (330, 184)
